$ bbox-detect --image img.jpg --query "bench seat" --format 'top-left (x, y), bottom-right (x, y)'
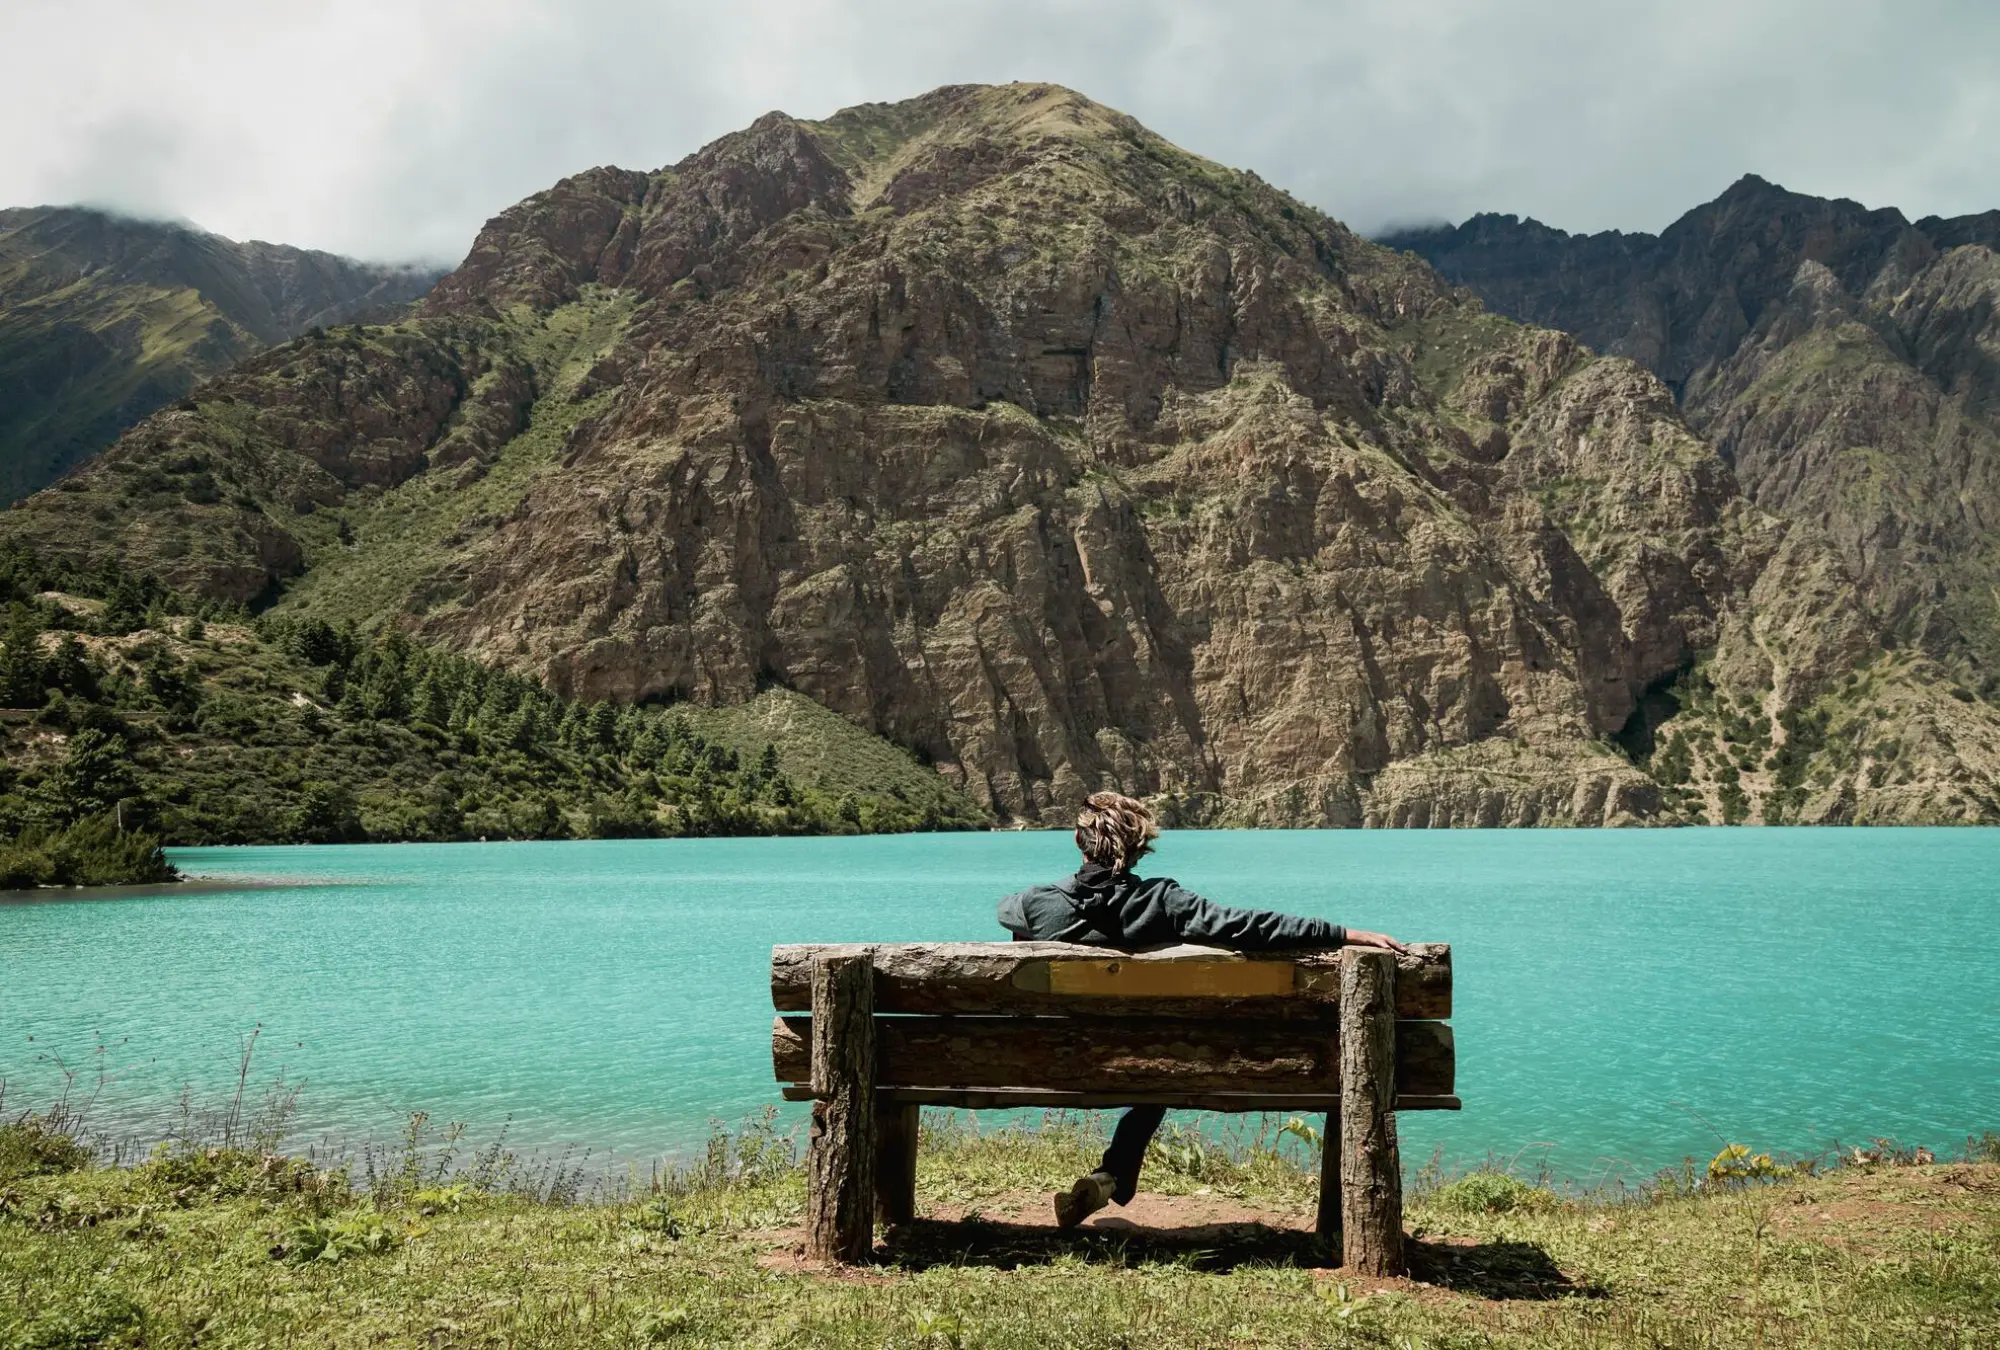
top-left (772, 940), bottom-right (1454, 1274)
top-left (780, 1085), bottom-right (1461, 1111)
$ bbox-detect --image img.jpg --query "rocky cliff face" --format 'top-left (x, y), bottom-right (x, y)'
top-left (0, 206), bottom-right (443, 502)
top-left (1383, 179), bottom-right (2000, 677)
top-left (8, 87), bottom-right (1998, 825)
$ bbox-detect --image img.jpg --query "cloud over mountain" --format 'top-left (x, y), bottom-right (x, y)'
top-left (5, 0), bottom-right (1996, 261)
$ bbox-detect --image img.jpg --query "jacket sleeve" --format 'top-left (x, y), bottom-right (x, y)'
top-left (1155, 880), bottom-right (1347, 951)
top-left (996, 890), bottom-right (1033, 938)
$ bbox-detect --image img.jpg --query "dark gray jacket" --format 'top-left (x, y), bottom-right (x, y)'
top-left (997, 862), bottom-right (1347, 951)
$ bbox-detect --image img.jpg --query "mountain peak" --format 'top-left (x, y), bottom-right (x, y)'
top-left (813, 82), bottom-right (1128, 151)
top-left (1717, 172), bottom-right (1780, 199)
top-left (424, 81), bottom-right (1343, 320)
top-left (14, 89), bottom-right (2000, 827)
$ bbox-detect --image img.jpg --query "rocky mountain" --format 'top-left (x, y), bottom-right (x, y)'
top-left (1382, 178), bottom-right (2000, 678)
top-left (0, 206), bottom-right (443, 502)
top-left (6, 86), bottom-right (1998, 826)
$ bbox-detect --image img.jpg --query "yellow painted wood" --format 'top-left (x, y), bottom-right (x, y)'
top-left (1042, 958), bottom-right (1296, 998)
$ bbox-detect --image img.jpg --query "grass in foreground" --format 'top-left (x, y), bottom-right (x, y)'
top-left (3, 1113), bottom-right (1997, 1348)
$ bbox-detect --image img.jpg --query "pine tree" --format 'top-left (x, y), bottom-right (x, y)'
top-left (414, 673), bottom-right (450, 727)
top-left (361, 659), bottom-right (408, 721)
top-left (38, 727), bottom-right (135, 826)
top-left (47, 634), bottom-right (93, 699)
top-left (98, 580), bottom-right (149, 635)
top-left (0, 603), bottom-right (47, 707)
top-left (290, 782), bottom-right (363, 843)
top-left (587, 700), bottom-right (619, 749)
top-left (506, 701), bottom-right (540, 752)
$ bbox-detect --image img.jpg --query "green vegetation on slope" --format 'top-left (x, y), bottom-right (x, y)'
top-left (2, 1109), bottom-right (1995, 1348)
top-left (674, 688), bottom-right (978, 827)
top-left (270, 289), bottom-right (640, 630)
top-left (0, 283), bottom-right (637, 634)
top-left (1626, 652), bottom-right (2000, 825)
top-left (0, 279), bottom-right (246, 504)
top-left (0, 545), bottom-right (988, 863)
top-left (0, 206), bottom-right (440, 504)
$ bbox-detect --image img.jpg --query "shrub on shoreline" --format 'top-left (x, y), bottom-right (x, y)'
top-left (0, 1113), bottom-right (93, 1180)
top-left (0, 814), bottom-right (178, 889)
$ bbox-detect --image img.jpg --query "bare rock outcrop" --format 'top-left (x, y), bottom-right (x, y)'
top-left (1385, 180), bottom-right (2000, 683)
top-left (11, 85), bottom-right (2000, 824)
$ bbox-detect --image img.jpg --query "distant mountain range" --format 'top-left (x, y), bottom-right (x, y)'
top-left (0, 206), bottom-right (443, 501)
top-left (1382, 177), bottom-right (2000, 677)
top-left (3, 90), bottom-right (1997, 826)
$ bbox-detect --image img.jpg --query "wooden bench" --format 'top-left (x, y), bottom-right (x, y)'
top-left (769, 940), bottom-right (1455, 1272)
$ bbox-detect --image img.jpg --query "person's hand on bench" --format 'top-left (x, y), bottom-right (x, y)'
top-left (1345, 929), bottom-right (1408, 955)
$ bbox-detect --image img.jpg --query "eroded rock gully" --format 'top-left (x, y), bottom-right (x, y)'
top-left (11, 84), bottom-right (1999, 824)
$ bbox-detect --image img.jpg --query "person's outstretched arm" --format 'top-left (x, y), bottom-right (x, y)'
top-left (1154, 880), bottom-right (1408, 953)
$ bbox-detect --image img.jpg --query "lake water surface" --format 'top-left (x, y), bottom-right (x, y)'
top-left (4, 829), bottom-right (1996, 1183)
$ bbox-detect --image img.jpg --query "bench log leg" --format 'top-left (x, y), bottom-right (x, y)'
top-left (807, 951), bottom-right (876, 1263)
top-left (1339, 948), bottom-right (1405, 1276)
top-left (1314, 1111), bottom-right (1341, 1244)
top-left (875, 1100), bottom-right (920, 1225)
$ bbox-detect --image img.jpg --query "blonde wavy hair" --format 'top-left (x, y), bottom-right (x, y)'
top-left (1074, 791), bottom-right (1159, 874)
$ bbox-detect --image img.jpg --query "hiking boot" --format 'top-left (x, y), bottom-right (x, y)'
top-left (1054, 1170), bottom-right (1117, 1229)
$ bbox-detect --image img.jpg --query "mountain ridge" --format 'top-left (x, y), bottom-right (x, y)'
top-left (1381, 177), bottom-right (2000, 678)
top-left (0, 205), bottom-right (444, 502)
top-left (1379, 175), bottom-right (2000, 383)
top-left (7, 84), bottom-right (1998, 826)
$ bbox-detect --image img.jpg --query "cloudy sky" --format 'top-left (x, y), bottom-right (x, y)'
top-left (5, 0), bottom-right (1995, 263)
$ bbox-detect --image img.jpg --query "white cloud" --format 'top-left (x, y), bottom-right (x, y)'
top-left (4, 0), bottom-right (1995, 262)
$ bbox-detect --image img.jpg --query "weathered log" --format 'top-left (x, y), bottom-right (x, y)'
top-left (1316, 1110), bottom-right (1341, 1242)
top-left (874, 1100), bottom-right (920, 1225)
top-left (805, 952), bottom-right (875, 1264)
top-left (773, 1015), bottom-right (1454, 1097)
top-left (771, 942), bottom-right (1450, 1020)
top-left (1338, 948), bottom-right (1404, 1276)
top-left (780, 1086), bottom-right (1462, 1112)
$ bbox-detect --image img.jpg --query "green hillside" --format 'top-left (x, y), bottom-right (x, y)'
top-left (0, 548), bottom-right (988, 864)
top-left (677, 688), bottom-right (977, 829)
top-left (0, 206), bottom-right (442, 504)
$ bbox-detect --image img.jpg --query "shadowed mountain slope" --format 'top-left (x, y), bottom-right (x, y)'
top-left (0, 206), bottom-right (443, 502)
top-left (8, 86), bottom-right (1999, 825)
top-left (1383, 179), bottom-right (2000, 675)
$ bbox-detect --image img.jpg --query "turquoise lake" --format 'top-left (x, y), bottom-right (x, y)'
top-left (3, 829), bottom-right (1996, 1184)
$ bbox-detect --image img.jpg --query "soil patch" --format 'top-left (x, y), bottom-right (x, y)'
top-left (754, 1190), bottom-right (1585, 1298)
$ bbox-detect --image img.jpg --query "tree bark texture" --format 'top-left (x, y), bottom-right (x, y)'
top-left (805, 951), bottom-right (875, 1264)
top-left (774, 1014), bottom-right (1453, 1097)
top-left (874, 1100), bottom-right (920, 1225)
top-left (1339, 948), bottom-right (1404, 1276)
top-left (772, 942), bottom-right (1450, 1020)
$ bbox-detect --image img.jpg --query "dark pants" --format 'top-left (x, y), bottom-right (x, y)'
top-left (1097, 1106), bottom-right (1167, 1204)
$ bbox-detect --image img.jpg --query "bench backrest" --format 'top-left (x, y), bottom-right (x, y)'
top-left (769, 941), bottom-right (1454, 1109)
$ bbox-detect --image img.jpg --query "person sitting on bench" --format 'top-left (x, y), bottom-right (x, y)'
top-left (996, 790), bottom-right (1408, 1228)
